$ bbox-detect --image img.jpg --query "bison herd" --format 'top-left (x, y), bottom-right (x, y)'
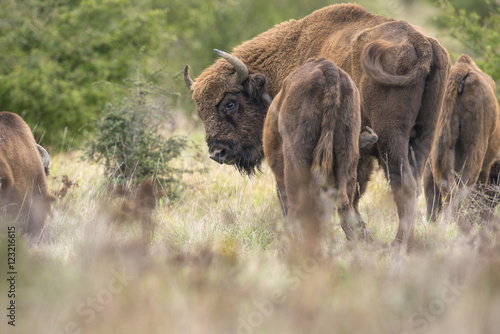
top-left (184, 3), bottom-right (500, 248)
top-left (2, 4), bottom-right (499, 248)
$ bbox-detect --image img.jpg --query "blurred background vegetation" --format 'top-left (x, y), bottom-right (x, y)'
top-left (0, 0), bottom-right (498, 149)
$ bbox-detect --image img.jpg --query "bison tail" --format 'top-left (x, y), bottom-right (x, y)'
top-left (311, 67), bottom-right (359, 185)
top-left (361, 34), bottom-right (432, 87)
top-left (312, 114), bottom-right (336, 180)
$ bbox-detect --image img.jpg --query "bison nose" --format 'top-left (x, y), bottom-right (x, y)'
top-left (209, 149), bottom-right (228, 164)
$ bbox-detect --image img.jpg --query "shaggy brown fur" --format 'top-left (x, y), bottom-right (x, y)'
top-left (263, 58), bottom-right (377, 241)
top-left (489, 159), bottom-right (500, 186)
top-left (0, 112), bottom-right (54, 235)
top-left (187, 3), bottom-right (450, 246)
top-left (424, 55), bottom-right (500, 221)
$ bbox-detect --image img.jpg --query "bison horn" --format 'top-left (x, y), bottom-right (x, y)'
top-left (36, 144), bottom-right (50, 169)
top-left (184, 65), bottom-right (194, 91)
top-left (214, 49), bottom-right (249, 85)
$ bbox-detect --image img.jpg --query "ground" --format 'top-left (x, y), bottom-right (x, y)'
top-left (1, 129), bottom-right (499, 334)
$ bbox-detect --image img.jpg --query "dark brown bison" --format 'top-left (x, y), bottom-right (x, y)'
top-left (0, 112), bottom-right (54, 236)
top-left (263, 58), bottom-right (378, 241)
top-left (489, 159), bottom-right (500, 186)
top-left (424, 54), bottom-right (500, 221)
top-left (184, 4), bottom-right (450, 246)
top-left (483, 158), bottom-right (500, 210)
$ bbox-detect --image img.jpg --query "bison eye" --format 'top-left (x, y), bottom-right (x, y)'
top-left (218, 94), bottom-right (239, 116)
top-left (225, 100), bottom-right (238, 114)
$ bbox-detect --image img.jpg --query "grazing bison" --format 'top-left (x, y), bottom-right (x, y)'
top-left (263, 58), bottom-right (378, 240)
top-left (184, 3), bottom-right (450, 246)
top-left (424, 54), bottom-right (500, 221)
top-left (0, 112), bottom-right (54, 236)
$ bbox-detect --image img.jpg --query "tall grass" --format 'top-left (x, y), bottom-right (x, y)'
top-left (1, 129), bottom-right (499, 334)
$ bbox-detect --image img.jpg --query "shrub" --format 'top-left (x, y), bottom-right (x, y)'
top-left (86, 65), bottom-right (188, 195)
top-left (0, 0), bottom-right (173, 147)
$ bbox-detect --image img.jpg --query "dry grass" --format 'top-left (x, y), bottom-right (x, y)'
top-left (1, 129), bottom-right (500, 334)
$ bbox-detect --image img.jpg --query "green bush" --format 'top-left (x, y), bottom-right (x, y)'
top-left (441, 0), bottom-right (492, 19)
top-left (4, 0), bottom-right (445, 146)
top-left (437, 0), bottom-right (500, 96)
top-left (86, 65), bottom-right (188, 194)
top-left (0, 0), bottom-right (345, 144)
top-left (0, 0), bottom-right (172, 147)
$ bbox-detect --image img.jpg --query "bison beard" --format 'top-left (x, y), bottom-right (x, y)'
top-left (186, 3), bottom-right (451, 248)
top-left (235, 142), bottom-right (264, 177)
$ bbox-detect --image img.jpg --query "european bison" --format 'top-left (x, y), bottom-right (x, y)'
top-left (424, 54), bottom-right (500, 221)
top-left (483, 158), bottom-right (500, 210)
top-left (489, 159), bottom-right (500, 187)
top-left (263, 58), bottom-right (377, 240)
top-left (0, 112), bottom-right (54, 236)
top-left (184, 3), bottom-right (450, 246)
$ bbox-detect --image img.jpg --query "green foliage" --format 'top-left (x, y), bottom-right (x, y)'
top-left (0, 0), bottom-right (172, 147)
top-left (443, 0), bottom-right (492, 18)
top-left (86, 66), bottom-right (188, 193)
top-left (0, 0), bottom-right (337, 145)
top-left (3, 0), bottom-right (453, 146)
top-left (438, 0), bottom-right (500, 95)
top-left (171, 0), bottom-right (336, 76)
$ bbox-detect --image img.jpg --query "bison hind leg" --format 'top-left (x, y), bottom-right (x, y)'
top-left (284, 170), bottom-right (324, 253)
top-left (336, 191), bottom-right (373, 243)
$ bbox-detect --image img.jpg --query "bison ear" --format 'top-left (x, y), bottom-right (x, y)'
top-left (250, 73), bottom-right (266, 89)
top-left (243, 73), bottom-right (267, 103)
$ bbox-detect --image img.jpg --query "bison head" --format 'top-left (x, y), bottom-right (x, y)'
top-left (185, 50), bottom-right (271, 176)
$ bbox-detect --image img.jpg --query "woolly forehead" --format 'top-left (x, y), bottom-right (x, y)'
top-left (453, 55), bottom-right (495, 90)
top-left (191, 60), bottom-right (244, 114)
top-left (457, 54), bottom-right (474, 65)
top-left (454, 54), bottom-right (490, 79)
top-left (449, 62), bottom-right (470, 81)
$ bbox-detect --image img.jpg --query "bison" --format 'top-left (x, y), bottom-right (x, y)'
top-left (263, 58), bottom-right (377, 241)
top-left (424, 54), bottom-right (500, 221)
top-left (489, 159), bottom-right (500, 187)
top-left (0, 112), bottom-right (54, 236)
top-left (184, 3), bottom-right (450, 247)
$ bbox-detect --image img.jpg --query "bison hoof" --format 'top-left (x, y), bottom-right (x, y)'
top-left (360, 227), bottom-right (373, 243)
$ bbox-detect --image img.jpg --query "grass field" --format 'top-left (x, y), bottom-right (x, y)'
top-left (1, 125), bottom-right (500, 334)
